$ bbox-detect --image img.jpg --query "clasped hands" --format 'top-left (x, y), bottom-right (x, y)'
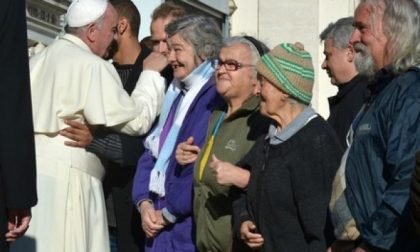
top-left (138, 201), bottom-right (168, 238)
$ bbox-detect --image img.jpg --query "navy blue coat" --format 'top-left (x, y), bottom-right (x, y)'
top-left (346, 67), bottom-right (420, 251)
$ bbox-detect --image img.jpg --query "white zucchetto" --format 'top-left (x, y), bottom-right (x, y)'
top-left (65, 0), bottom-right (108, 28)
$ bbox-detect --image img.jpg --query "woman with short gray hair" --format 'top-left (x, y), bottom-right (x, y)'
top-left (166, 15), bottom-right (222, 61)
top-left (132, 15), bottom-right (223, 252)
top-left (175, 35), bottom-right (270, 252)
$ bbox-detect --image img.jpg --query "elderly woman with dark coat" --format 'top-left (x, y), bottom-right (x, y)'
top-left (233, 42), bottom-right (343, 252)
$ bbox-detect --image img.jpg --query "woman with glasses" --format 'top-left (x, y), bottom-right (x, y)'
top-left (132, 15), bottom-right (223, 252)
top-left (175, 36), bottom-right (270, 252)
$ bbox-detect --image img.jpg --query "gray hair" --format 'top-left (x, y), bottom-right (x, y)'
top-left (165, 15), bottom-right (222, 61)
top-left (222, 36), bottom-right (268, 65)
top-left (320, 17), bottom-right (354, 50)
top-left (359, 0), bottom-right (420, 73)
top-left (320, 17), bottom-right (374, 75)
top-left (287, 96), bottom-right (307, 108)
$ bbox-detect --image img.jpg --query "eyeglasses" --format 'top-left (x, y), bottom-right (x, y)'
top-left (211, 59), bottom-right (254, 71)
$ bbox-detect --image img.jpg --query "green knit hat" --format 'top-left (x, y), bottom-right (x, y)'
top-left (256, 42), bottom-right (314, 105)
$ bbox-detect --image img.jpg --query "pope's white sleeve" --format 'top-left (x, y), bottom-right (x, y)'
top-left (112, 70), bottom-right (165, 135)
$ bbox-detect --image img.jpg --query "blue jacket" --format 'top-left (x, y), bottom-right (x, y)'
top-left (132, 76), bottom-right (223, 252)
top-left (345, 67), bottom-right (420, 251)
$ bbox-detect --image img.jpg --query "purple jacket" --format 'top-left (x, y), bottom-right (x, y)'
top-left (132, 77), bottom-right (223, 252)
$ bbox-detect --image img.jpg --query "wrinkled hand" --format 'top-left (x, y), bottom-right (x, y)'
top-left (209, 154), bottom-right (250, 188)
top-left (175, 137), bottom-right (200, 166)
top-left (59, 120), bottom-right (93, 148)
top-left (154, 210), bottom-right (169, 226)
top-left (139, 201), bottom-right (164, 238)
top-left (5, 209), bottom-right (31, 242)
top-left (143, 52), bottom-right (168, 72)
top-left (240, 220), bottom-right (264, 250)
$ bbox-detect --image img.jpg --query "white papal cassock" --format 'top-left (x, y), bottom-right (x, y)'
top-left (11, 33), bottom-right (165, 252)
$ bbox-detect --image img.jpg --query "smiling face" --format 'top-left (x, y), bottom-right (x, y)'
top-left (216, 43), bottom-right (259, 102)
top-left (167, 33), bottom-right (202, 80)
top-left (350, 3), bottom-right (389, 71)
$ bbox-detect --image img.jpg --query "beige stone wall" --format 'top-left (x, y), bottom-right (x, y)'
top-left (231, 0), bottom-right (359, 118)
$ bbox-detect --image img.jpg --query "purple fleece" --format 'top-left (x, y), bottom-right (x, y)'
top-left (132, 77), bottom-right (223, 252)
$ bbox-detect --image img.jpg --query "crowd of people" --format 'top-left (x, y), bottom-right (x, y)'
top-left (1, 0), bottom-right (420, 251)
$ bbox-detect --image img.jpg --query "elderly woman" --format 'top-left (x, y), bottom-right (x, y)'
top-left (234, 43), bottom-right (343, 251)
top-left (131, 15), bottom-right (223, 251)
top-left (175, 36), bottom-right (270, 252)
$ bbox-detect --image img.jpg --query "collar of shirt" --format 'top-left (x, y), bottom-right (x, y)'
top-left (368, 65), bottom-right (395, 98)
top-left (62, 33), bottom-right (92, 53)
top-left (329, 74), bottom-right (367, 105)
top-left (267, 106), bottom-right (318, 145)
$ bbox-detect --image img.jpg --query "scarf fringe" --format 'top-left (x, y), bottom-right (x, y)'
top-left (149, 169), bottom-right (166, 197)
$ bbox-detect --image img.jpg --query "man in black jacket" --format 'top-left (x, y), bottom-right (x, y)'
top-left (0, 0), bottom-right (37, 251)
top-left (320, 18), bottom-right (373, 251)
top-left (320, 16), bottom-right (372, 149)
top-left (92, 1), bottom-right (160, 251)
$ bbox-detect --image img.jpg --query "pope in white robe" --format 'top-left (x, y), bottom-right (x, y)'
top-left (11, 0), bottom-right (165, 251)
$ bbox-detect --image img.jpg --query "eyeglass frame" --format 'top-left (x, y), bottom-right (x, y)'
top-left (211, 58), bottom-right (255, 71)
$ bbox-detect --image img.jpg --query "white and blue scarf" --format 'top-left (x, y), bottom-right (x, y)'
top-left (145, 60), bottom-right (214, 197)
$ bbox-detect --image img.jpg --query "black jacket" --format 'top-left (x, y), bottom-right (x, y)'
top-left (327, 74), bottom-right (369, 148)
top-left (234, 116), bottom-right (342, 252)
top-left (100, 46), bottom-right (152, 252)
